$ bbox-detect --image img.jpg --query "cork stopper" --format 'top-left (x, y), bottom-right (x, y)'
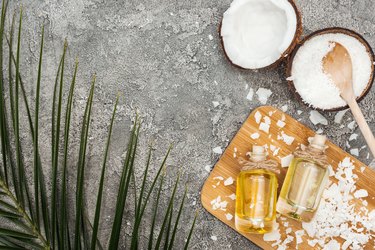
top-left (310, 134), bottom-right (327, 151)
top-left (250, 145), bottom-right (267, 162)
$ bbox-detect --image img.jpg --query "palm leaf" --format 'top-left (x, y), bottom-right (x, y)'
top-left (91, 95), bottom-right (119, 250)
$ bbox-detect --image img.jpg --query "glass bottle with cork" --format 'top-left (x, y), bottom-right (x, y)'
top-left (235, 145), bottom-right (279, 234)
top-left (276, 134), bottom-right (329, 222)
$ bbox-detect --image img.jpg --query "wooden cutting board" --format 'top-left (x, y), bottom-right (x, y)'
top-left (201, 106), bottom-right (375, 249)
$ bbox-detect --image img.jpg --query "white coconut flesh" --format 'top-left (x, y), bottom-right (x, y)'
top-left (291, 33), bottom-right (373, 110)
top-left (221, 0), bottom-right (297, 69)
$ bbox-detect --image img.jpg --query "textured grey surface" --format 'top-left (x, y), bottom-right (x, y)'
top-left (8, 0), bottom-right (375, 249)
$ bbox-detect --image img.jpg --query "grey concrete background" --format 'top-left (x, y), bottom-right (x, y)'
top-left (8, 0), bottom-right (375, 249)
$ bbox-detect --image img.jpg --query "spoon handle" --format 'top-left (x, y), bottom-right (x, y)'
top-left (347, 98), bottom-right (375, 157)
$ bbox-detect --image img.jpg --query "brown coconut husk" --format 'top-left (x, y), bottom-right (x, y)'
top-left (286, 27), bottom-right (375, 112)
top-left (219, 0), bottom-right (303, 71)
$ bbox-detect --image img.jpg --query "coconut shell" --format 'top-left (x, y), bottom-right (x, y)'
top-left (220, 0), bottom-right (303, 71)
top-left (286, 27), bottom-right (375, 112)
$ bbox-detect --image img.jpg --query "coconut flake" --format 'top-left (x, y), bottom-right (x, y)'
top-left (259, 122), bottom-right (270, 133)
top-left (309, 111), bottom-right (328, 125)
top-left (281, 154), bottom-right (294, 167)
top-left (212, 101), bottom-right (220, 108)
top-left (227, 193), bottom-right (236, 200)
top-left (246, 88), bottom-right (254, 101)
top-left (281, 105), bottom-right (288, 112)
top-left (276, 120), bottom-right (286, 128)
top-left (250, 132), bottom-right (260, 139)
top-left (204, 165), bottom-right (211, 172)
top-left (256, 88), bottom-right (272, 104)
top-left (224, 177), bottom-right (234, 186)
top-left (348, 120), bottom-right (356, 130)
top-left (225, 213), bottom-right (233, 221)
top-left (297, 110), bottom-right (303, 115)
top-left (334, 109), bottom-right (348, 123)
top-left (354, 189), bottom-right (368, 198)
top-left (350, 148), bottom-right (359, 156)
top-left (254, 111), bottom-right (262, 124)
top-left (349, 133), bottom-right (358, 141)
top-left (210, 235), bottom-right (217, 241)
top-left (278, 131), bottom-right (295, 145)
top-left (213, 146), bottom-right (223, 154)
top-left (263, 116), bottom-right (271, 125)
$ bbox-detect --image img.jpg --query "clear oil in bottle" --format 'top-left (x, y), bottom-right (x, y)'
top-left (276, 134), bottom-right (329, 222)
top-left (235, 146), bottom-right (278, 234)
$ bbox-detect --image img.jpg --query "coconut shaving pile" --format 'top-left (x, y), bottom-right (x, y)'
top-left (264, 157), bottom-right (375, 249)
top-left (290, 33), bottom-right (372, 110)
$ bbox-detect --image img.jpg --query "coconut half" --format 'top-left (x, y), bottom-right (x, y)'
top-left (287, 28), bottom-right (375, 111)
top-left (221, 0), bottom-right (300, 69)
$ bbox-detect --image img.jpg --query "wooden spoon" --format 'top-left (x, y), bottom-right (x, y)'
top-left (323, 42), bottom-right (375, 157)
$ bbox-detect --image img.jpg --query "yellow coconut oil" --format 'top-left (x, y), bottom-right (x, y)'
top-left (276, 134), bottom-right (329, 222)
top-left (235, 146), bottom-right (278, 234)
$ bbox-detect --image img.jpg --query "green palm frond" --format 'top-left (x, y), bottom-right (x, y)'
top-left (0, 1), bottom-right (197, 249)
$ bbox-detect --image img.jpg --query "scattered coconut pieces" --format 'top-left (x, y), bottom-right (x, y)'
top-left (256, 88), bottom-right (272, 104)
top-left (212, 101), bottom-right (220, 108)
top-left (250, 132), bottom-right (260, 139)
top-left (309, 111), bottom-right (328, 125)
top-left (204, 165), bottom-right (211, 172)
top-left (354, 189), bottom-right (368, 198)
top-left (348, 120), bottom-right (356, 130)
top-left (227, 193), bottom-right (236, 200)
top-left (211, 195), bottom-right (228, 211)
top-left (263, 223), bottom-right (281, 242)
top-left (259, 122), bottom-right (270, 133)
top-left (263, 116), bottom-right (271, 125)
top-left (254, 111), bottom-right (262, 124)
top-left (349, 132), bottom-right (358, 141)
top-left (297, 110), bottom-right (303, 115)
top-left (213, 146), bottom-right (223, 154)
top-left (277, 131), bottom-right (295, 145)
top-left (224, 176), bottom-right (234, 186)
top-left (350, 148), bottom-right (359, 157)
top-left (281, 105), bottom-right (288, 112)
top-left (281, 154), bottom-right (294, 167)
top-left (225, 213), bottom-right (233, 221)
top-left (334, 109), bottom-right (348, 123)
top-left (210, 235), bottom-right (218, 241)
top-left (276, 120), bottom-right (286, 128)
top-left (246, 88), bottom-right (254, 101)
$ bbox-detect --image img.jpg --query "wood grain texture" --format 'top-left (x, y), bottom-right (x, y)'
top-left (201, 106), bottom-right (375, 250)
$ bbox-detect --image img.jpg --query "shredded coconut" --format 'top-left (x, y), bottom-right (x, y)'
top-left (250, 132), bottom-right (260, 139)
top-left (334, 109), bottom-right (348, 123)
top-left (276, 120), bottom-right (286, 128)
top-left (254, 111), bottom-right (262, 124)
top-left (224, 177), bottom-right (234, 186)
top-left (225, 213), bottom-right (233, 221)
top-left (256, 88), bottom-right (272, 104)
top-left (309, 111), bottom-right (328, 125)
top-left (212, 101), bottom-right (220, 108)
top-left (246, 88), bottom-right (254, 101)
top-left (213, 146), bottom-right (223, 154)
top-left (259, 122), bottom-right (270, 133)
top-left (291, 33), bottom-right (372, 110)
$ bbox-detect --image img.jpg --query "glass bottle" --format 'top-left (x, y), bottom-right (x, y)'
top-left (276, 134), bottom-right (329, 222)
top-left (235, 145), bottom-right (278, 234)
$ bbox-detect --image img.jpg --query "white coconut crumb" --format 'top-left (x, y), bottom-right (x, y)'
top-left (204, 165), bottom-right (211, 172)
top-left (309, 110), bottom-right (328, 125)
top-left (281, 154), bottom-right (294, 167)
top-left (256, 88), bottom-right (272, 104)
top-left (285, 228), bottom-right (292, 234)
top-left (268, 110), bottom-right (276, 116)
top-left (263, 116), bottom-right (271, 125)
top-left (224, 177), bottom-right (234, 186)
top-left (281, 105), bottom-right (288, 112)
top-left (250, 132), bottom-right (260, 139)
top-left (297, 110), bottom-right (303, 115)
top-left (350, 148), bottom-right (359, 156)
top-left (281, 114), bottom-right (286, 121)
top-left (273, 147), bottom-right (280, 156)
top-left (259, 122), bottom-right (270, 133)
top-left (278, 131), bottom-right (295, 145)
top-left (276, 120), bottom-right (286, 128)
top-left (225, 213), bottom-right (233, 221)
top-left (349, 133), bottom-right (358, 141)
top-left (263, 223), bottom-right (281, 242)
top-left (233, 152), bottom-right (237, 158)
top-left (208, 34), bottom-right (213, 40)
top-left (246, 88), bottom-right (254, 101)
top-left (360, 166), bottom-right (366, 173)
top-left (213, 176), bottom-right (224, 181)
top-left (227, 193), bottom-right (236, 200)
top-left (348, 120), bottom-right (356, 130)
top-left (210, 235), bottom-right (217, 241)
top-left (299, 157), bottom-right (374, 249)
top-left (295, 230), bottom-right (305, 245)
top-left (334, 110), bottom-right (348, 123)
top-left (316, 128), bottom-right (323, 134)
top-left (254, 111), bottom-right (262, 124)
top-left (212, 101), bottom-right (220, 108)
top-left (213, 146), bottom-right (223, 154)
top-left (354, 189), bottom-right (368, 198)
